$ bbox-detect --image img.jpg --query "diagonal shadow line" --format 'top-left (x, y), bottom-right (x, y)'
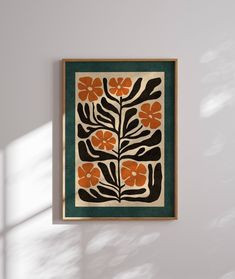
top-left (0, 205), bottom-right (52, 237)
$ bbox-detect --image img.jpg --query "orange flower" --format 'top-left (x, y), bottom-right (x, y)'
top-left (109, 77), bottom-right (132, 96)
top-left (78, 163), bottom-right (100, 188)
top-left (91, 130), bottom-right (116, 150)
top-left (139, 102), bottom-right (162, 129)
top-left (121, 161), bottom-right (146, 187)
top-left (78, 77), bottom-right (103, 101)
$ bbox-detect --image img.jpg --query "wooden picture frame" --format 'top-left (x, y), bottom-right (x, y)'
top-left (62, 59), bottom-right (178, 220)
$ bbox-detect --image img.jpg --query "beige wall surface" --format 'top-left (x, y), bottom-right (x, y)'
top-left (0, 0), bottom-right (235, 278)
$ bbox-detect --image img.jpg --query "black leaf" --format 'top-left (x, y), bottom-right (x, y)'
top-left (97, 115), bottom-right (112, 124)
top-left (78, 140), bottom-right (117, 162)
top-left (122, 78), bottom-right (142, 102)
top-left (101, 97), bottom-right (119, 114)
top-left (97, 103), bottom-right (115, 124)
top-left (97, 186), bottom-right (118, 198)
top-left (77, 124), bottom-right (97, 139)
top-left (121, 130), bottom-right (161, 154)
top-left (121, 188), bottom-right (146, 196)
top-left (125, 119), bottom-right (139, 135)
top-left (127, 130), bottom-right (151, 139)
top-left (110, 162), bottom-right (117, 184)
top-left (121, 140), bottom-right (129, 149)
top-left (98, 162), bottom-right (116, 185)
top-left (121, 146), bottom-right (161, 161)
top-left (77, 103), bottom-right (94, 125)
top-left (78, 189), bottom-right (117, 202)
top-left (123, 108), bottom-right (137, 135)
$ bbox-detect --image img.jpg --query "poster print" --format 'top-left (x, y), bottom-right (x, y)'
top-left (63, 59), bottom-right (177, 220)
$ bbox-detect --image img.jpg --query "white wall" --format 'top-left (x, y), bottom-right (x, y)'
top-left (1, 0), bottom-right (235, 278)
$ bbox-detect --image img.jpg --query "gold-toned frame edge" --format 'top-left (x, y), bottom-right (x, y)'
top-left (62, 58), bottom-right (178, 221)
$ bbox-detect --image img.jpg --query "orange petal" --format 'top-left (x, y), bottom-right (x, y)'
top-left (117, 77), bottom-right (123, 85)
top-left (109, 78), bottom-right (118, 87)
top-left (105, 142), bottom-right (114, 150)
top-left (93, 78), bottom-right (102, 87)
top-left (125, 176), bottom-right (135, 186)
top-left (141, 103), bottom-right (151, 113)
top-left (88, 91), bottom-right (98, 102)
top-left (136, 174), bottom-right (146, 186)
top-left (141, 118), bottom-right (150, 127)
top-left (151, 102), bottom-right (161, 113)
top-left (90, 176), bottom-right (99, 186)
top-left (150, 119), bottom-right (161, 129)
top-left (78, 83), bottom-right (87, 90)
top-left (116, 89), bottom-right (124, 96)
top-left (78, 166), bottom-right (85, 178)
top-left (108, 137), bottom-right (116, 144)
top-left (122, 78), bottom-right (132, 87)
top-left (122, 161), bottom-right (137, 171)
top-left (82, 163), bottom-right (94, 173)
top-left (93, 87), bottom-right (103, 96)
top-left (79, 77), bottom-right (92, 86)
top-left (99, 142), bottom-right (105, 150)
top-left (121, 167), bottom-right (131, 180)
top-left (152, 112), bottom-right (162, 119)
top-left (91, 167), bottom-right (100, 178)
top-left (121, 88), bottom-right (129, 95)
top-left (79, 177), bottom-right (91, 188)
top-left (78, 90), bottom-right (88, 101)
top-left (104, 131), bottom-right (112, 139)
top-left (109, 88), bottom-right (117, 94)
top-left (91, 135), bottom-right (101, 147)
top-left (137, 163), bottom-right (147, 174)
top-left (96, 130), bottom-right (103, 139)
top-left (139, 112), bottom-right (148, 119)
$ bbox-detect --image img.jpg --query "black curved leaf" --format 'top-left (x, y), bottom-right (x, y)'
top-left (98, 162), bottom-right (117, 185)
top-left (97, 186), bottom-right (118, 198)
top-left (122, 78), bottom-right (142, 102)
top-left (97, 103), bottom-right (115, 124)
top-left (127, 130), bottom-right (151, 139)
top-left (125, 119), bottom-right (139, 135)
top-left (78, 140), bottom-right (117, 161)
top-left (97, 115), bottom-right (112, 124)
top-left (77, 124), bottom-right (97, 139)
top-left (78, 189), bottom-right (117, 202)
top-left (110, 162), bottom-right (117, 184)
top-left (120, 140), bottom-right (129, 149)
top-left (101, 97), bottom-right (119, 114)
top-left (121, 130), bottom-right (161, 154)
top-left (84, 103), bottom-right (90, 118)
top-left (121, 188), bottom-right (146, 196)
top-left (77, 103), bottom-right (94, 125)
top-left (123, 108), bottom-right (137, 135)
top-left (121, 146), bottom-right (161, 161)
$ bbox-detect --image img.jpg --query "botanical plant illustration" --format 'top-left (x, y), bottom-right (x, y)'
top-left (76, 75), bottom-right (163, 203)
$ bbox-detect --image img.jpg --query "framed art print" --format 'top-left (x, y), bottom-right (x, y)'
top-left (62, 59), bottom-right (178, 220)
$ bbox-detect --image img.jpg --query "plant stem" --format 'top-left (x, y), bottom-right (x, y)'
top-left (117, 97), bottom-right (122, 202)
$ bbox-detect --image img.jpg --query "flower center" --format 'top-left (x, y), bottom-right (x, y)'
top-left (131, 171), bottom-right (137, 176)
top-left (87, 86), bottom-right (93, 91)
top-left (117, 85), bottom-right (122, 89)
top-left (86, 173), bottom-right (91, 178)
